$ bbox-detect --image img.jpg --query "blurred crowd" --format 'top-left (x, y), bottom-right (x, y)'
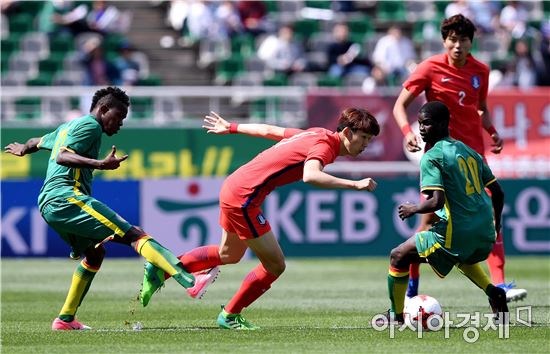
top-left (164, 0), bottom-right (550, 89)
top-left (2, 0), bottom-right (549, 89)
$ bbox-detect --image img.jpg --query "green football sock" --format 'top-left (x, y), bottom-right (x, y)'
top-left (135, 235), bottom-right (182, 276)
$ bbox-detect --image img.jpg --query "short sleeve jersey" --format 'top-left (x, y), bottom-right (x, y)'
top-left (37, 115), bottom-right (103, 210)
top-left (420, 137), bottom-right (497, 252)
top-left (223, 127), bottom-right (341, 208)
top-left (404, 53), bottom-right (490, 155)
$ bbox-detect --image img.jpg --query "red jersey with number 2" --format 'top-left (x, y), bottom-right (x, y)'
top-left (221, 127), bottom-right (341, 208)
top-left (404, 53), bottom-right (489, 155)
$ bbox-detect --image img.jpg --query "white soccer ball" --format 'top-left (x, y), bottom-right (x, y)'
top-left (404, 295), bottom-right (443, 330)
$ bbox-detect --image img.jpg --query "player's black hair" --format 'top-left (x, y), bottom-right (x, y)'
top-left (336, 107), bottom-right (380, 136)
top-left (89, 86), bottom-right (130, 112)
top-left (441, 14), bottom-right (477, 42)
top-left (419, 101), bottom-right (450, 124)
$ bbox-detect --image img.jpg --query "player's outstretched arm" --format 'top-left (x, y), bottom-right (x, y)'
top-left (303, 160), bottom-right (377, 191)
top-left (398, 190), bottom-right (445, 220)
top-left (4, 137), bottom-right (42, 156)
top-left (203, 111), bottom-right (286, 141)
top-left (393, 88), bottom-right (422, 153)
top-left (57, 145), bottom-right (128, 170)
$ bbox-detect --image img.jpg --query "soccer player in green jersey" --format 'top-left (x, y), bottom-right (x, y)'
top-left (4, 87), bottom-right (195, 330)
top-left (382, 101), bottom-right (508, 324)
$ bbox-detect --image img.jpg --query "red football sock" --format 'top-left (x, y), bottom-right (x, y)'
top-left (409, 263), bottom-right (420, 279)
top-left (225, 263), bottom-right (278, 314)
top-left (162, 245), bottom-right (222, 280)
top-left (487, 230), bottom-right (505, 284)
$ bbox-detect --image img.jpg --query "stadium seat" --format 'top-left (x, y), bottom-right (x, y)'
top-left (233, 72), bottom-right (264, 86)
top-left (317, 75), bottom-right (342, 87)
top-left (52, 70), bottom-right (85, 86)
top-left (27, 73), bottom-right (53, 86)
top-left (231, 34), bottom-right (255, 57)
top-left (343, 72), bottom-right (369, 87)
top-left (8, 14), bottom-right (34, 34)
top-left (129, 97), bottom-right (153, 119)
top-left (245, 56), bottom-right (267, 73)
top-left (9, 52), bottom-right (39, 79)
top-left (136, 75), bottom-right (162, 86)
top-left (21, 32), bottom-right (50, 60)
top-left (1, 72), bottom-right (27, 86)
top-left (307, 32), bottom-right (335, 52)
top-left (412, 20), bottom-right (440, 44)
top-left (347, 16), bottom-right (374, 39)
top-left (293, 19), bottom-right (320, 39)
top-left (305, 1), bottom-right (331, 10)
top-left (305, 51), bottom-right (328, 72)
top-left (376, 1), bottom-right (406, 22)
top-left (154, 97), bottom-right (184, 122)
top-left (215, 55), bottom-right (244, 84)
top-left (289, 72), bottom-right (318, 88)
top-left (49, 35), bottom-right (75, 55)
top-left (15, 97), bottom-right (41, 120)
top-left (263, 74), bottom-right (288, 86)
top-left (404, 1), bottom-right (436, 21)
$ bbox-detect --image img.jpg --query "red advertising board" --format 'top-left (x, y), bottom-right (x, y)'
top-left (307, 88), bottom-right (550, 178)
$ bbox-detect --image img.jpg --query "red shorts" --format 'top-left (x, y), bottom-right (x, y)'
top-left (219, 183), bottom-right (271, 240)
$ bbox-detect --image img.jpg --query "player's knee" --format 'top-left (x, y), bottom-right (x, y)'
top-left (264, 259), bottom-right (286, 276)
top-left (84, 245), bottom-right (105, 267)
top-left (390, 247), bottom-right (404, 267)
top-left (122, 226), bottom-right (146, 245)
top-left (219, 250), bottom-right (245, 264)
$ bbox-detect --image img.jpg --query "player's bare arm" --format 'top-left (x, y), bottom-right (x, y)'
top-left (393, 88), bottom-right (422, 152)
top-left (398, 190), bottom-right (445, 219)
top-left (4, 137), bottom-right (42, 156)
top-left (486, 180), bottom-right (504, 232)
top-left (479, 100), bottom-right (503, 154)
top-left (57, 145), bottom-right (128, 170)
top-left (303, 159), bottom-right (377, 191)
top-left (203, 111), bottom-right (286, 141)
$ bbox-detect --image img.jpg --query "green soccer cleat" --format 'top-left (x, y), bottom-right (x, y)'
top-left (139, 262), bottom-right (165, 307)
top-left (217, 306), bottom-right (259, 330)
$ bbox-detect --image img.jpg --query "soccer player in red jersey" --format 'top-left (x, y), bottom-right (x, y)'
top-left (393, 14), bottom-right (526, 302)
top-left (139, 108), bottom-right (380, 329)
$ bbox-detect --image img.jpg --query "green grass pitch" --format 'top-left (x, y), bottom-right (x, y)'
top-left (2, 257), bottom-right (549, 353)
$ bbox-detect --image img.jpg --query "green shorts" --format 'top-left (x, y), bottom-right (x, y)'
top-left (415, 230), bottom-right (494, 278)
top-left (41, 195), bottom-right (132, 257)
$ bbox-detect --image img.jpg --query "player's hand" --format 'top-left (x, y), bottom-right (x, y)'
top-left (490, 132), bottom-right (503, 154)
top-left (405, 132), bottom-right (422, 152)
top-left (355, 177), bottom-right (377, 192)
top-left (398, 202), bottom-right (417, 220)
top-left (203, 111), bottom-right (230, 134)
top-left (99, 145), bottom-right (128, 170)
top-left (4, 142), bottom-right (26, 156)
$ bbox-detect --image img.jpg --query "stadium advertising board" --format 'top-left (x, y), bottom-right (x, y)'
top-left (307, 88), bottom-right (550, 178)
top-left (2, 179), bottom-right (548, 257)
top-left (1, 128), bottom-right (274, 179)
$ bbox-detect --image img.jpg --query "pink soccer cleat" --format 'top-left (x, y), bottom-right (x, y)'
top-left (186, 266), bottom-right (220, 299)
top-left (52, 317), bottom-right (92, 330)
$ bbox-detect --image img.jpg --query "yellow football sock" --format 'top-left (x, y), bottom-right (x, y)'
top-left (59, 260), bottom-right (99, 321)
top-left (458, 262), bottom-right (492, 292)
top-left (388, 266), bottom-right (409, 315)
top-left (135, 235), bottom-right (180, 276)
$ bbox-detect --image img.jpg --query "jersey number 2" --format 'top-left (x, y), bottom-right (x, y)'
top-left (457, 156), bottom-right (481, 195)
top-left (458, 91), bottom-right (466, 106)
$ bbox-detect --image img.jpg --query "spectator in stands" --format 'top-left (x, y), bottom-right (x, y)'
top-left (186, 0), bottom-right (215, 41)
top-left (237, 0), bottom-right (271, 37)
top-left (112, 41), bottom-right (140, 86)
top-left (537, 20), bottom-right (550, 86)
top-left (86, 0), bottom-right (121, 35)
top-left (372, 25), bottom-right (415, 86)
top-left (79, 36), bottom-right (119, 86)
top-left (501, 38), bottom-right (537, 88)
top-left (499, 1), bottom-right (529, 39)
top-left (257, 24), bottom-right (307, 76)
top-left (38, 0), bottom-right (92, 37)
top-left (1, 0), bottom-right (21, 15)
top-left (445, 0), bottom-right (473, 19)
top-left (469, 0), bottom-right (501, 34)
top-left (326, 23), bottom-right (371, 79)
top-left (214, 1), bottom-right (243, 39)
